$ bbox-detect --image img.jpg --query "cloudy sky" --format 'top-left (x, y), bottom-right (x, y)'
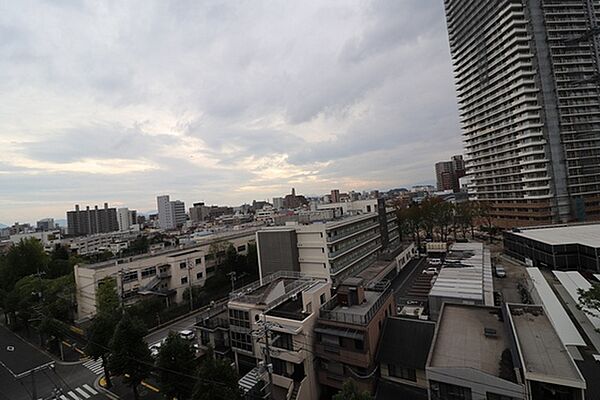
top-left (0, 0), bottom-right (461, 224)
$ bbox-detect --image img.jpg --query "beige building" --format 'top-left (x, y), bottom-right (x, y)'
top-left (74, 230), bottom-right (256, 320)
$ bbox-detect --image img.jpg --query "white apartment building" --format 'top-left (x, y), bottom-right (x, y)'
top-left (225, 271), bottom-right (330, 400)
top-left (117, 207), bottom-right (136, 231)
top-left (157, 195), bottom-right (186, 230)
top-left (257, 206), bottom-right (400, 284)
top-left (74, 230), bottom-right (256, 320)
top-left (316, 199), bottom-right (379, 216)
top-left (9, 230), bottom-right (63, 252)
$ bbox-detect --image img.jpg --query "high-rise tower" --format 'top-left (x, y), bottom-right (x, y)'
top-left (444, 0), bottom-right (600, 227)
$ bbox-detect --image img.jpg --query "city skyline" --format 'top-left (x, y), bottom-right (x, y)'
top-left (0, 1), bottom-right (461, 223)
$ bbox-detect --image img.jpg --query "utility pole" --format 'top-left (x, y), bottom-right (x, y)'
top-left (187, 258), bottom-right (194, 311)
top-left (252, 314), bottom-right (279, 399)
top-left (227, 271), bottom-right (237, 292)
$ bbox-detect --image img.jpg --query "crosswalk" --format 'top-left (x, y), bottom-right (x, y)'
top-left (57, 384), bottom-right (99, 400)
top-left (82, 358), bottom-right (104, 375)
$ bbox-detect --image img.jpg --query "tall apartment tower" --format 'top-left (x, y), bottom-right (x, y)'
top-left (157, 195), bottom-right (186, 230)
top-left (444, 1), bottom-right (600, 227)
top-left (67, 203), bottom-right (119, 236)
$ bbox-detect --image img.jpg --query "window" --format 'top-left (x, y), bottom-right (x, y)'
top-left (320, 293), bottom-right (326, 305)
top-left (196, 272), bottom-right (203, 280)
top-left (180, 262), bottom-right (187, 269)
top-left (366, 205), bottom-right (371, 212)
top-left (273, 333), bottom-right (293, 351)
top-left (430, 381), bottom-right (472, 400)
top-left (230, 331), bottom-right (253, 352)
top-left (272, 358), bottom-right (287, 376)
top-left (237, 245), bottom-right (246, 252)
top-left (320, 333), bottom-right (340, 346)
top-left (354, 339), bottom-right (364, 351)
top-left (388, 364), bottom-right (416, 381)
top-left (141, 267), bottom-right (156, 278)
top-left (181, 277), bottom-right (188, 284)
top-left (229, 309), bottom-right (250, 328)
top-left (195, 258), bottom-right (202, 265)
top-left (122, 271), bottom-right (138, 283)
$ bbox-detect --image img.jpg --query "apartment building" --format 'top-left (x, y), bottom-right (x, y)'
top-left (157, 195), bottom-right (186, 230)
top-left (223, 272), bottom-right (329, 399)
top-left (427, 303), bottom-right (586, 400)
top-left (444, 1), bottom-right (600, 227)
top-left (257, 203), bottom-right (400, 285)
top-left (435, 155), bottom-right (465, 192)
top-left (67, 203), bottom-right (119, 236)
top-left (314, 278), bottom-right (396, 396)
top-left (117, 208), bottom-right (137, 231)
top-left (74, 230), bottom-right (256, 320)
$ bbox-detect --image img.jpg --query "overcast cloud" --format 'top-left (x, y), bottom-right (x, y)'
top-left (0, 0), bottom-right (461, 223)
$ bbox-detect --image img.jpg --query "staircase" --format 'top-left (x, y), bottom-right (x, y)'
top-left (290, 381), bottom-right (300, 400)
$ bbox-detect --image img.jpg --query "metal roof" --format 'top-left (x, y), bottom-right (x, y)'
top-left (512, 223), bottom-right (600, 248)
top-left (526, 268), bottom-right (585, 347)
top-left (553, 271), bottom-right (600, 330)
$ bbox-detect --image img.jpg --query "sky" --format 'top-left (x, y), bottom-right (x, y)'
top-left (0, 0), bottom-right (462, 224)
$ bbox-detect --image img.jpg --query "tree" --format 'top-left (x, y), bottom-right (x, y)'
top-left (39, 317), bottom-right (68, 360)
top-left (333, 380), bottom-right (373, 400)
top-left (86, 312), bottom-right (118, 388)
top-left (208, 241), bottom-right (231, 267)
top-left (579, 284), bottom-right (600, 318)
top-left (157, 333), bottom-right (197, 399)
top-left (96, 277), bottom-right (120, 315)
top-left (0, 238), bottom-right (48, 293)
top-left (109, 314), bottom-right (153, 400)
top-left (193, 350), bottom-right (241, 400)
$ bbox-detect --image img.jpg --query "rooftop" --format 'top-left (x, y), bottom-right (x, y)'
top-left (377, 317), bottom-right (435, 369)
top-left (429, 304), bottom-right (509, 378)
top-left (319, 283), bottom-right (392, 326)
top-left (265, 296), bottom-right (308, 321)
top-left (80, 228), bottom-right (258, 270)
top-left (429, 242), bottom-right (494, 305)
top-left (507, 304), bottom-right (585, 388)
top-left (510, 223), bottom-right (600, 248)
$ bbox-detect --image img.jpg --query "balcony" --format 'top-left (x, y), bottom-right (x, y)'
top-left (319, 285), bottom-right (391, 326)
top-left (328, 231), bottom-right (380, 258)
top-left (326, 220), bottom-right (379, 243)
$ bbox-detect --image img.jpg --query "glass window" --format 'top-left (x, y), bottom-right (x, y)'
top-left (320, 293), bottom-right (326, 305)
top-left (237, 245), bottom-right (246, 252)
top-left (195, 258), bottom-right (202, 265)
top-left (122, 271), bottom-right (138, 283)
top-left (273, 333), bottom-right (293, 351)
top-left (181, 276), bottom-right (188, 284)
top-left (430, 380), bottom-right (472, 400)
top-left (141, 267), bottom-right (156, 278)
top-left (196, 272), bottom-right (203, 280)
top-left (388, 364), bottom-right (416, 381)
top-left (180, 262), bottom-right (187, 269)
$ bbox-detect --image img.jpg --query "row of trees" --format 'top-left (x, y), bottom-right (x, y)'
top-left (395, 198), bottom-right (498, 245)
top-left (87, 278), bottom-right (241, 400)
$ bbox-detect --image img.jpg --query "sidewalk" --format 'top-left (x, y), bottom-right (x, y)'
top-left (99, 374), bottom-right (163, 400)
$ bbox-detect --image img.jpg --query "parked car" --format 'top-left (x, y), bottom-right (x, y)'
top-left (179, 329), bottom-right (196, 341)
top-left (422, 267), bottom-right (439, 275)
top-left (149, 341), bottom-right (163, 357)
top-left (429, 258), bottom-right (442, 266)
top-left (495, 266), bottom-right (507, 278)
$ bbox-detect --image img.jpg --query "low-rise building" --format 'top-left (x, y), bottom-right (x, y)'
top-left (74, 230), bottom-right (256, 320)
top-left (9, 230), bottom-right (63, 252)
top-left (314, 277), bottom-right (396, 396)
top-left (375, 317), bottom-right (435, 400)
top-left (426, 303), bottom-right (586, 400)
top-left (428, 242), bottom-right (494, 320)
top-left (504, 223), bottom-right (600, 272)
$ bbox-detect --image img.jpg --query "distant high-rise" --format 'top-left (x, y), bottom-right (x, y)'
top-left (435, 155), bottom-right (465, 192)
top-left (157, 195), bottom-right (186, 230)
top-left (330, 189), bottom-right (340, 203)
top-left (67, 203), bottom-right (118, 236)
top-left (36, 218), bottom-right (55, 231)
top-left (117, 208), bottom-right (137, 231)
top-left (444, 1), bottom-right (600, 227)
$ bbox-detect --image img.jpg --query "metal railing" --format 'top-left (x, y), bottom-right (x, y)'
top-left (319, 287), bottom-right (392, 326)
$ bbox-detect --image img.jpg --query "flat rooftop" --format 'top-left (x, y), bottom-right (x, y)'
top-left (510, 223), bottom-right (600, 248)
top-left (507, 304), bottom-right (585, 388)
top-left (81, 228), bottom-right (258, 269)
top-left (266, 296), bottom-right (308, 321)
top-left (0, 325), bottom-right (54, 378)
top-left (429, 304), bottom-right (509, 378)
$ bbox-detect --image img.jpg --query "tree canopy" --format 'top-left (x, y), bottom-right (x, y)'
top-left (193, 350), bottom-right (241, 400)
top-left (157, 333), bottom-right (198, 399)
top-left (333, 380), bottom-right (373, 400)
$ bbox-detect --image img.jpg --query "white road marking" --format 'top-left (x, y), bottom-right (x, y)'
top-left (75, 387), bottom-right (91, 398)
top-left (83, 384), bottom-right (98, 395)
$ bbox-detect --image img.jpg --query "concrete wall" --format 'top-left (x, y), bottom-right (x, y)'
top-left (257, 230), bottom-right (300, 278)
top-left (427, 367), bottom-right (525, 400)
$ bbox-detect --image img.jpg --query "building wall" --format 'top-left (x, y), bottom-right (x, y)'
top-left (257, 230), bottom-right (301, 277)
top-left (380, 364), bottom-right (427, 389)
top-left (427, 367), bottom-right (525, 400)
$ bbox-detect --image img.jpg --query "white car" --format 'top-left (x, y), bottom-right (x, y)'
top-left (179, 329), bottom-right (195, 341)
top-left (422, 267), bottom-right (439, 275)
top-left (429, 258), bottom-right (442, 266)
top-left (149, 341), bottom-right (162, 357)
top-left (495, 266), bottom-right (507, 278)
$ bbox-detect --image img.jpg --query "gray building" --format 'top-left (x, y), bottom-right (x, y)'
top-left (444, 1), bottom-right (600, 227)
top-left (66, 203), bottom-right (118, 236)
top-left (157, 195), bottom-right (186, 230)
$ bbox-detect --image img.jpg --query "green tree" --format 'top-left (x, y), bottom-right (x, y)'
top-left (96, 277), bottom-right (120, 315)
top-left (333, 380), bottom-right (373, 400)
top-left (39, 317), bottom-right (68, 360)
top-left (86, 312), bottom-right (118, 388)
top-left (0, 238), bottom-right (48, 292)
top-left (109, 314), bottom-right (153, 400)
top-left (157, 333), bottom-right (198, 399)
top-left (192, 351), bottom-right (241, 400)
